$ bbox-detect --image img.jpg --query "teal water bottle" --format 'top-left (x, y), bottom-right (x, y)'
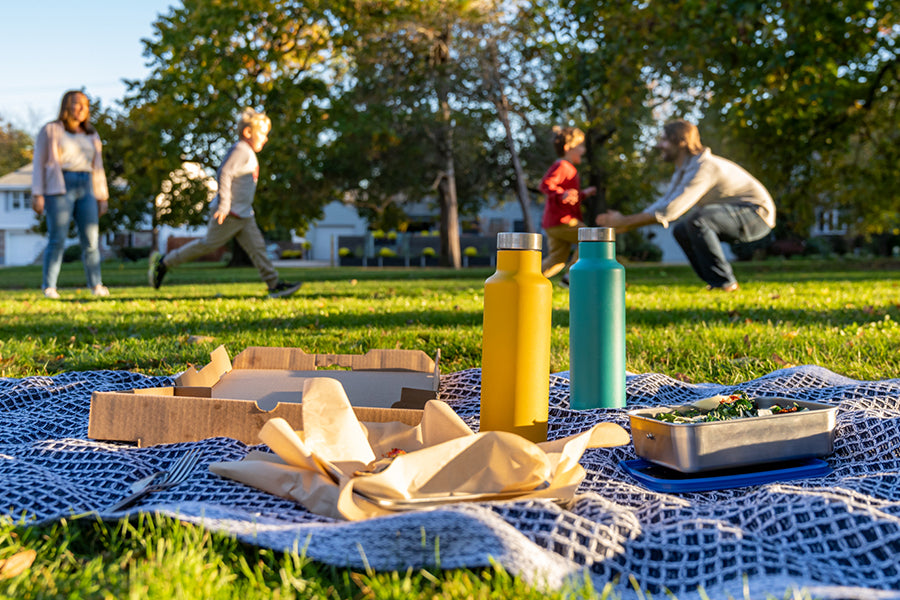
top-left (568, 227), bottom-right (626, 409)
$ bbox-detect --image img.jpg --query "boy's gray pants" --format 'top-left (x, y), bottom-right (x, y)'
top-left (163, 214), bottom-right (279, 288)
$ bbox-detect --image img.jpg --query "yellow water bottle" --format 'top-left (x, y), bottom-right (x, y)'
top-left (480, 232), bottom-right (552, 443)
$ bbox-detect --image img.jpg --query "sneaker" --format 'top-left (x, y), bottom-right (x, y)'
top-left (148, 252), bottom-right (167, 289)
top-left (92, 285), bottom-right (110, 297)
top-left (559, 274), bottom-right (570, 289)
top-left (707, 282), bottom-right (739, 292)
top-left (268, 281), bottom-right (302, 298)
top-left (43, 288), bottom-right (60, 299)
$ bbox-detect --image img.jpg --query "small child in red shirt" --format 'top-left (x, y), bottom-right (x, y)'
top-left (539, 126), bottom-right (596, 285)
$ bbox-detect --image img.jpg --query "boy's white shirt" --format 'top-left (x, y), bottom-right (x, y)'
top-left (210, 139), bottom-right (259, 218)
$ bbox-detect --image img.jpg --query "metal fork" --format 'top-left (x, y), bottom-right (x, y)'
top-left (105, 449), bottom-right (202, 512)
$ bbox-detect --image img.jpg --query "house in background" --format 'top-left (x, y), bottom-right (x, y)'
top-left (0, 165), bottom-right (44, 266)
top-left (302, 196), bottom-right (697, 265)
top-left (302, 196), bottom-right (549, 263)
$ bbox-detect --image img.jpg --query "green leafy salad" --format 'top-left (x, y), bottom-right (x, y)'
top-left (651, 392), bottom-right (807, 424)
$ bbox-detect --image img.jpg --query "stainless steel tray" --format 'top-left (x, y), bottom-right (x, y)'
top-left (628, 397), bottom-right (837, 473)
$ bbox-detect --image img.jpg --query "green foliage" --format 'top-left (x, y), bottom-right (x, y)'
top-left (62, 244), bottom-right (82, 263)
top-left (617, 231), bottom-right (662, 263)
top-left (41, 2), bottom-right (900, 280)
top-left (0, 117), bottom-right (32, 175)
top-left (0, 514), bottom-right (593, 599)
top-left (118, 246), bottom-right (153, 262)
top-left (103, 1), bottom-right (346, 235)
top-left (527, 0), bottom-right (666, 220)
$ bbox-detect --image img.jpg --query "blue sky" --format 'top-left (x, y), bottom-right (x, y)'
top-left (0, 0), bottom-right (175, 134)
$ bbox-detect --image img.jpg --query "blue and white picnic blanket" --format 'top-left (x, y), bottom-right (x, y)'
top-left (2, 366), bottom-right (900, 600)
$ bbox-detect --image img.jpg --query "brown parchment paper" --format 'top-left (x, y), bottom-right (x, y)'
top-left (210, 377), bottom-right (630, 520)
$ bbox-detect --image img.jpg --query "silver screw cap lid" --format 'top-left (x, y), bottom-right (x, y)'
top-left (578, 227), bottom-right (615, 242)
top-left (496, 232), bottom-right (542, 251)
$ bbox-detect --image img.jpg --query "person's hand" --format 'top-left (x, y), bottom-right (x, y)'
top-left (98, 200), bottom-right (108, 217)
top-left (595, 210), bottom-right (624, 227)
top-left (213, 208), bottom-right (228, 224)
top-left (561, 189), bottom-right (579, 205)
top-left (582, 186), bottom-right (597, 197)
top-left (33, 195), bottom-right (44, 215)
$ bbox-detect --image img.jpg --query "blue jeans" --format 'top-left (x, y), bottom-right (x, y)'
top-left (672, 203), bottom-right (771, 288)
top-left (42, 171), bottom-right (103, 290)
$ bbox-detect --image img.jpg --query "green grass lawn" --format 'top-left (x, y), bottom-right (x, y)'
top-left (2, 256), bottom-right (899, 598)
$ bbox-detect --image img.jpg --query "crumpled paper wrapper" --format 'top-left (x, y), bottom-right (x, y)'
top-left (210, 377), bottom-right (630, 520)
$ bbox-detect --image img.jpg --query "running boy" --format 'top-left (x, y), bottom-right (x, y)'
top-left (539, 126), bottom-right (596, 286)
top-left (149, 108), bottom-right (301, 298)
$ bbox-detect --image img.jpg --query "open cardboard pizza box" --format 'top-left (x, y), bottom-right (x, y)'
top-left (88, 345), bottom-right (440, 447)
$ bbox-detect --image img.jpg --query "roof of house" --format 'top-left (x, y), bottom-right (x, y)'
top-left (0, 164), bottom-right (32, 189)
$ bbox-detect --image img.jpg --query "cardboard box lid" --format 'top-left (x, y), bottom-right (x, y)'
top-left (171, 346), bottom-right (439, 410)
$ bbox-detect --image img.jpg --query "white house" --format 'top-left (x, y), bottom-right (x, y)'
top-left (0, 164), bottom-right (44, 266)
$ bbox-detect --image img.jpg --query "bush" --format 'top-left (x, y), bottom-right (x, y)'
top-left (803, 236), bottom-right (835, 258)
top-left (617, 232), bottom-right (662, 262)
top-left (378, 247), bottom-right (397, 258)
top-left (464, 246), bottom-right (478, 257)
top-left (62, 244), bottom-right (82, 263)
top-left (731, 233), bottom-right (775, 261)
top-left (421, 247), bottom-right (436, 257)
top-left (280, 249), bottom-right (304, 259)
top-left (338, 247), bottom-right (351, 257)
top-left (118, 246), bottom-right (152, 262)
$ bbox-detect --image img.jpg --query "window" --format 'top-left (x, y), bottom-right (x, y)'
top-left (6, 191), bottom-right (31, 211)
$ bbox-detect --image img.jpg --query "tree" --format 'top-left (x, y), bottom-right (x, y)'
top-left (558, 1), bottom-right (900, 236)
top-left (108, 0), bottom-right (350, 244)
top-left (468, 2), bottom-right (551, 234)
top-left (525, 0), bottom-right (669, 225)
top-left (0, 118), bottom-right (32, 175)
top-left (687, 2), bottom-right (900, 236)
top-left (331, 0), bottom-right (504, 268)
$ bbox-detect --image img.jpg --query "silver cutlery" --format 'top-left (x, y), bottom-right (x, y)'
top-left (105, 449), bottom-right (201, 512)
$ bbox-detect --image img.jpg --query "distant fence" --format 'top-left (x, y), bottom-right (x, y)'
top-left (336, 232), bottom-right (499, 267)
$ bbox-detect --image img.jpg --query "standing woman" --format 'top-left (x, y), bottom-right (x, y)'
top-left (32, 90), bottom-right (110, 298)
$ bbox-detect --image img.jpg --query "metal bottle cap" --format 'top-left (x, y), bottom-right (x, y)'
top-left (578, 227), bottom-right (615, 242)
top-left (496, 232), bottom-right (542, 251)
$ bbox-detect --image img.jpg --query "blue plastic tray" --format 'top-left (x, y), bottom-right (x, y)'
top-left (619, 457), bottom-right (832, 493)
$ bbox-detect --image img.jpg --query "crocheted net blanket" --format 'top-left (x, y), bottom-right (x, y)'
top-left (2, 367), bottom-right (900, 600)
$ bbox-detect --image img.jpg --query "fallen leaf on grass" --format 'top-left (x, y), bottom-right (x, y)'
top-left (672, 372), bottom-right (693, 383)
top-left (771, 353), bottom-right (796, 367)
top-left (186, 335), bottom-right (215, 344)
top-left (0, 549), bottom-right (36, 580)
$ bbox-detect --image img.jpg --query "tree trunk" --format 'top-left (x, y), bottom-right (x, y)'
top-left (438, 168), bottom-right (461, 268)
top-left (434, 35), bottom-right (462, 270)
top-left (495, 93), bottom-right (534, 233)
